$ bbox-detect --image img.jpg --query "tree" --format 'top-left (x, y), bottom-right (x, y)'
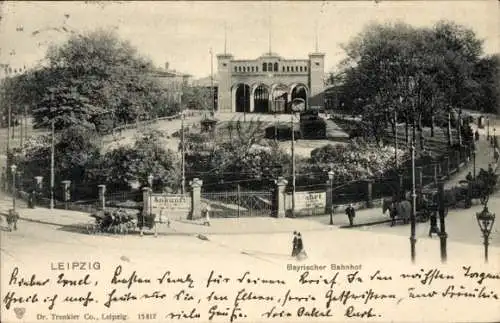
top-left (184, 119), bottom-right (292, 189)
top-left (9, 29), bottom-right (175, 132)
top-left (181, 86), bottom-right (213, 111)
top-left (338, 21), bottom-right (488, 143)
top-left (8, 124), bottom-right (102, 198)
top-left (469, 54), bottom-right (500, 113)
top-left (97, 130), bottom-right (181, 192)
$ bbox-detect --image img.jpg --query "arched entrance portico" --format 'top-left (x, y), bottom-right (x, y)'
top-left (271, 84), bottom-right (288, 113)
top-left (290, 84), bottom-right (308, 112)
top-left (253, 84), bottom-right (270, 113)
top-left (232, 83), bottom-right (251, 113)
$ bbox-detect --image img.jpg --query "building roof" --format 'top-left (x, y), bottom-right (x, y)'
top-left (150, 66), bottom-right (191, 78)
top-left (192, 75), bottom-right (218, 87)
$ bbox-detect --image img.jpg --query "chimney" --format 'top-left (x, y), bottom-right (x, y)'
top-left (165, 62), bottom-right (169, 70)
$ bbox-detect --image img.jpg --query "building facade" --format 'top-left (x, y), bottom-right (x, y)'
top-left (216, 51), bottom-right (325, 113)
top-left (149, 62), bottom-right (191, 105)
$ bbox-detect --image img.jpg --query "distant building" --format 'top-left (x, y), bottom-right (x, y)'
top-left (148, 62), bottom-right (191, 105)
top-left (216, 51), bottom-right (325, 113)
top-left (0, 63), bottom-right (26, 80)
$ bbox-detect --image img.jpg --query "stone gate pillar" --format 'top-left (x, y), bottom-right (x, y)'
top-left (325, 172), bottom-right (335, 215)
top-left (98, 184), bottom-right (106, 210)
top-left (189, 178), bottom-right (203, 220)
top-left (34, 176), bottom-right (43, 192)
top-left (142, 187), bottom-right (151, 216)
top-left (366, 180), bottom-right (373, 208)
top-left (61, 180), bottom-right (71, 209)
top-left (275, 177), bottom-right (288, 218)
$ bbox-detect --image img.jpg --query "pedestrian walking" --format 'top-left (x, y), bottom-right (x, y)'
top-left (295, 232), bottom-right (307, 260)
top-left (475, 130), bottom-right (480, 142)
top-left (203, 204), bottom-right (211, 226)
top-left (345, 204), bottom-right (355, 226)
top-left (291, 231), bottom-right (298, 257)
top-left (28, 189), bottom-right (36, 208)
top-left (494, 146), bottom-right (499, 164)
top-left (428, 211), bottom-right (439, 237)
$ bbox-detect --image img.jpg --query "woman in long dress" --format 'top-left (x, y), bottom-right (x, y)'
top-left (296, 232), bottom-right (308, 260)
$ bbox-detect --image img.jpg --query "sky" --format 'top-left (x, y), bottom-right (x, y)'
top-left (0, 1), bottom-right (499, 78)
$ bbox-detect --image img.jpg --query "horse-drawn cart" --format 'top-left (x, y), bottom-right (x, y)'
top-left (382, 189), bottom-right (447, 226)
top-left (86, 208), bottom-right (138, 235)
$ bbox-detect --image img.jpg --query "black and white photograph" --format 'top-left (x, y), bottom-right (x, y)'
top-left (1, 1), bottom-right (499, 322)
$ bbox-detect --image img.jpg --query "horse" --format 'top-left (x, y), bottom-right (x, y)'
top-left (5, 209), bottom-right (19, 232)
top-left (382, 198), bottom-right (411, 226)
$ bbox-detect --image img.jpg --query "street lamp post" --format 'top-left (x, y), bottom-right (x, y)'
top-left (475, 206), bottom-right (495, 263)
top-left (181, 111), bottom-right (186, 195)
top-left (50, 119), bottom-right (55, 209)
top-left (291, 111), bottom-right (296, 217)
top-left (394, 110), bottom-right (398, 168)
top-left (10, 164), bottom-right (17, 211)
top-left (406, 76), bottom-right (417, 263)
top-left (458, 109), bottom-right (462, 146)
top-left (148, 174), bottom-right (154, 236)
top-left (472, 150), bottom-right (476, 179)
top-left (486, 118), bottom-right (490, 139)
top-left (438, 180), bottom-right (448, 263)
top-left (209, 48), bottom-right (215, 116)
top-left (328, 170), bottom-right (334, 225)
top-left (410, 141), bottom-right (417, 263)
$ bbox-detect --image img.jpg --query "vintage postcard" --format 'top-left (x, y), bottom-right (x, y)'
top-left (1, 1), bottom-right (499, 322)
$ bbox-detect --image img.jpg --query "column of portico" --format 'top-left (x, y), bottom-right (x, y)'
top-left (250, 84), bottom-right (255, 112)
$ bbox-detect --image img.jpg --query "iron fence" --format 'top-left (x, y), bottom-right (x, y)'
top-left (201, 189), bottom-right (273, 218)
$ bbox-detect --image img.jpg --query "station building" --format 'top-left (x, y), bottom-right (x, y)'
top-left (216, 51), bottom-right (325, 113)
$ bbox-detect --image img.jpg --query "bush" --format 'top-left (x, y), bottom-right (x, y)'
top-left (264, 124), bottom-right (301, 140)
top-left (310, 141), bottom-right (406, 182)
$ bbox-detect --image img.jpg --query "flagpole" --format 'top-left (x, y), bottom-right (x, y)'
top-left (210, 48), bottom-right (214, 115)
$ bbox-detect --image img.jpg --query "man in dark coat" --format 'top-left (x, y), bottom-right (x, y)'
top-left (291, 231), bottom-right (298, 256)
top-left (345, 204), bottom-right (355, 226)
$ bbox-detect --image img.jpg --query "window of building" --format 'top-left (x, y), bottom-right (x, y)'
top-left (263, 63), bottom-right (267, 72)
top-left (282, 66), bottom-right (285, 72)
top-left (267, 63), bottom-right (272, 71)
top-left (315, 62), bottom-right (320, 66)
top-left (234, 66), bottom-right (238, 72)
top-left (287, 66), bottom-right (290, 72)
top-left (300, 66), bottom-right (303, 72)
top-left (256, 66), bottom-right (259, 72)
top-left (223, 63), bottom-right (227, 67)
top-left (274, 62), bottom-right (278, 72)
top-left (305, 66), bottom-right (308, 72)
